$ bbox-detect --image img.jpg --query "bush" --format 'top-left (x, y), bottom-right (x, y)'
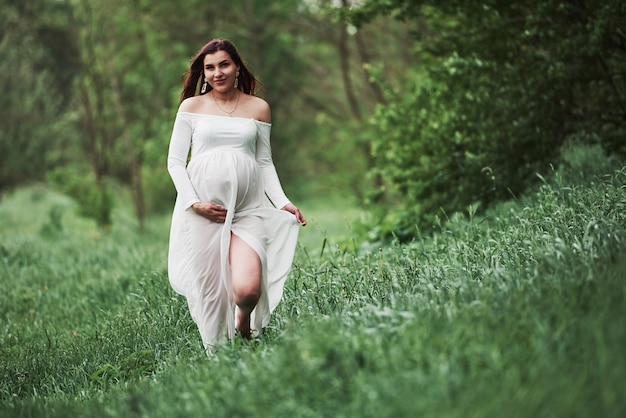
top-left (47, 166), bottom-right (114, 228)
top-left (349, 0), bottom-right (626, 241)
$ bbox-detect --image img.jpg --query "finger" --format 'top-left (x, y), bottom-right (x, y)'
top-left (296, 210), bottom-right (307, 226)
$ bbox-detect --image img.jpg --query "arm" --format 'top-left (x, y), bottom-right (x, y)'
top-left (168, 102), bottom-right (226, 222)
top-left (255, 123), bottom-right (290, 209)
top-left (166, 113), bottom-right (201, 210)
top-left (167, 113), bottom-right (226, 222)
top-left (256, 123), bottom-right (306, 225)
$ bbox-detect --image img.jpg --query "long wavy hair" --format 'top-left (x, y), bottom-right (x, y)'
top-left (179, 39), bottom-right (257, 103)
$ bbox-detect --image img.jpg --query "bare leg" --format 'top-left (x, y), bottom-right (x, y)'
top-left (230, 233), bottom-right (262, 339)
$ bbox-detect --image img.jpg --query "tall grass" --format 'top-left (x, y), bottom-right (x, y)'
top-left (1, 151), bottom-right (625, 417)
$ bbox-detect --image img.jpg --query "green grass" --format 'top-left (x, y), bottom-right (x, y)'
top-left (1, 159), bottom-right (625, 417)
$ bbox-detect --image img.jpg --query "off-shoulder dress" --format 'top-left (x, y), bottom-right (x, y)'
top-left (167, 112), bottom-right (300, 350)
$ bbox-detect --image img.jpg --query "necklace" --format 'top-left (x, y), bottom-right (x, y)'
top-left (211, 91), bottom-right (240, 117)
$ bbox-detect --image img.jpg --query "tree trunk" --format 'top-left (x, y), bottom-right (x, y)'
top-left (106, 56), bottom-right (146, 231)
top-left (337, 21), bottom-right (361, 120)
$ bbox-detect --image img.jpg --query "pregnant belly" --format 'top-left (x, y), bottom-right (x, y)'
top-left (188, 151), bottom-right (263, 211)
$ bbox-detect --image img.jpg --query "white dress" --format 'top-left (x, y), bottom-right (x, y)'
top-left (167, 112), bottom-right (300, 350)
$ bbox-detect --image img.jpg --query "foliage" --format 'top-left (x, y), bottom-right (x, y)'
top-left (3, 0), bottom-right (623, 240)
top-left (296, 114), bottom-right (373, 197)
top-left (346, 0), bottom-right (626, 240)
top-left (47, 166), bottom-right (114, 228)
top-left (0, 156), bottom-right (625, 417)
top-left (0, 0), bottom-right (79, 191)
top-left (1, 0), bottom-right (416, 227)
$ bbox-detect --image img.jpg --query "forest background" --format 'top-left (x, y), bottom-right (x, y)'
top-left (2, 1), bottom-right (626, 416)
top-left (1, 0), bottom-right (625, 238)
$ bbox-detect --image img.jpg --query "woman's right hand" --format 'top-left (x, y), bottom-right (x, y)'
top-left (191, 202), bottom-right (227, 223)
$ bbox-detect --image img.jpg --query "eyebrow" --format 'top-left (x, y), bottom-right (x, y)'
top-left (205, 60), bottom-right (231, 67)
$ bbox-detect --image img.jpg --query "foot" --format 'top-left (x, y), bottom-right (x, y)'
top-left (236, 310), bottom-right (251, 340)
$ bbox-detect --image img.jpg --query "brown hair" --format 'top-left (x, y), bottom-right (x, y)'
top-left (179, 39), bottom-right (257, 103)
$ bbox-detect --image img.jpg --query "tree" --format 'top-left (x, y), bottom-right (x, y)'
top-left (346, 0), bottom-right (626, 240)
top-left (1, 0), bottom-right (421, 224)
top-left (58, 0), bottom-right (183, 228)
top-left (0, 0), bottom-right (79, 195)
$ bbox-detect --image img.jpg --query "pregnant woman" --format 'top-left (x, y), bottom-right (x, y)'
top-left (167, 39), bottom-right (306, 352)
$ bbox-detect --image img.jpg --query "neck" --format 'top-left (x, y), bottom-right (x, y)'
top-left (210, 88), bottom-right (241, 116)
top-left (211, 89), bottom-right (239, 102)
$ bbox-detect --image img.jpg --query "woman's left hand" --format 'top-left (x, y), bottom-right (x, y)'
top-left (281, 203), bottom-right (307, 226)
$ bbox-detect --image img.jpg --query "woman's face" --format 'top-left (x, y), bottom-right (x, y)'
top-left (203, 50), bottom-right (239, 93)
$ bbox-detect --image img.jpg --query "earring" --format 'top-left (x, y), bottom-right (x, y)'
top-left (234, 70), bottom-right (239, 89)
top-left (200, 81), bottom-right (207, 94)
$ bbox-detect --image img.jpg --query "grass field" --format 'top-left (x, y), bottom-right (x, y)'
top-left (1, 156), bottom-right (625, 417)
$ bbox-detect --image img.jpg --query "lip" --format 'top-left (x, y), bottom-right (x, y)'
top-left (213, 79), bottom-right (227, 85)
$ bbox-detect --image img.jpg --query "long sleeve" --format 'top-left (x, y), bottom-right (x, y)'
top-left (167, 113), bottom-right (201, 210)
top-left (255, 122), bottom-right (291, 209)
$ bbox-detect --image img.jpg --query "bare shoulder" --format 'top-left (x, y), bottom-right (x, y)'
top-left (178, 96), bottom-right (204, 113)
top-left (242, 95), bottom-right (271, 123)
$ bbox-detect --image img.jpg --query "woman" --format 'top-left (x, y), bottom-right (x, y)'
top-left (167, 39), bottom-right (306, 352)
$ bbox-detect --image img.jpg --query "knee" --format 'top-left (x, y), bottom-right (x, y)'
top-left (234, 284), bottom-right (261, 307)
